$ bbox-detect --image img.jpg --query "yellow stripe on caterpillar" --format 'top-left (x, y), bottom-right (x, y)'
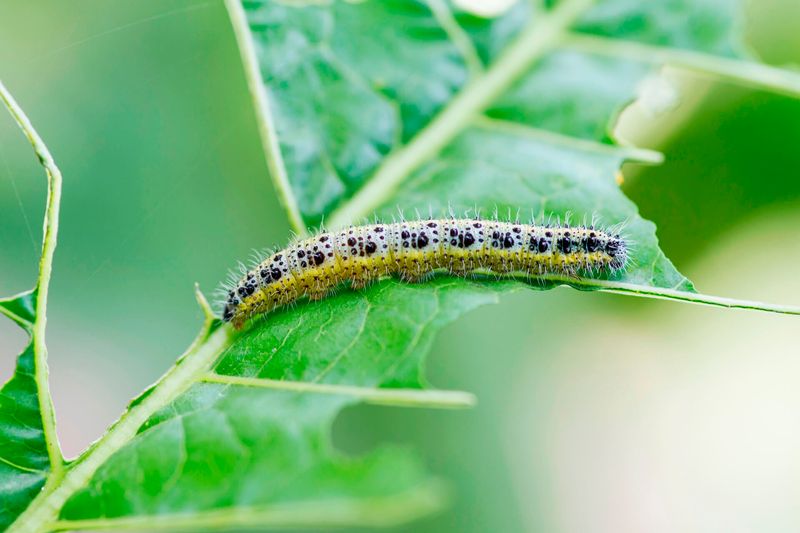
top-left (222, 218), bottom-right (627, 328)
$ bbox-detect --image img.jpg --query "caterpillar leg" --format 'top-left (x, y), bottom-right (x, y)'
top-left (448, 266), bottom-right (472, 278)
top-left (397, 262), bottom-right (430, 283)
top-left (350, 274), bottom-right (374, 290)
top-left (401, 273), bottom-right (434, 284)
top-left (307, 289), bottom-right (330, 301)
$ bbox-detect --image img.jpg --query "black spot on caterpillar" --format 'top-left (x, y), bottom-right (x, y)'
top-left (221, 218), bottom-right (627, 328)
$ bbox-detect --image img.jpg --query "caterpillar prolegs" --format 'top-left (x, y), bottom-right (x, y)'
top-left (221, 218), bottom-right (628, 328)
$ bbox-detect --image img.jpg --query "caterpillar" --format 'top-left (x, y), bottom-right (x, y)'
top-left (221, 217), bottom-right (628, 329)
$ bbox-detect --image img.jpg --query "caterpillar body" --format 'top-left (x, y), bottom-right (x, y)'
top-left (222, 218), bottom-right (628, 328)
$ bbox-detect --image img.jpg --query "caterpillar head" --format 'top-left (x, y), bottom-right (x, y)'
top-left (222, 285), bottom-right (247, 323)
top-left (605, 235), bottom-right (628, 270)
top-left (222, 301), bottom-right (236, 322)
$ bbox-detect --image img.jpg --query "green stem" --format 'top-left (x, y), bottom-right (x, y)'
top-left (592, 280), bottom-right (800, 315)
top-left (202, 373), bottom-right (476, 409)
top-left (493, 271), bottom-right (800, 315)
top-left (6, 324), bottom-right (234, 533)
top-left (0, 80), bottom-right (65, 481)
top-left (223, 0), bottom-right (308, 236)
top-left (562, 32), bottom-right (800, 98)
top-left (327, 0), bottom-right (596, 229)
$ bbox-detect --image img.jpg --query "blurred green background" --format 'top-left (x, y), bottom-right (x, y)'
top-left (1, 1), bottom-right (799, 531)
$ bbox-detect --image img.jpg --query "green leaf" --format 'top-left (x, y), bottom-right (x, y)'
top-left (0, 81), bottom-right (64, 530)
top-left (244, 0), bottom-right (800, 230)
top-left (0, 289), bottom-right (36, 328)
top-left (0, 291), bottom-right (49, 530)
top-left (58, 280), bottom-right (499, 529)
top-left (575, 0), bottom-right (745, 57)
top-left (244, 0), bottom-right (475, 223)
top-left (7, 1), bottom-right (800, 532)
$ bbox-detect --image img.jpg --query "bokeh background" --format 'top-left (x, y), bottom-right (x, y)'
top-left (1, 1), bottom-right (799, 531)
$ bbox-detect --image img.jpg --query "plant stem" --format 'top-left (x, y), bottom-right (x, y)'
top-left (0, 80), bottom-right (65, 481)
top-left (202, 373), bottom-right (476, 408)
top-left (493, 271), bottom-right (800, 315)
top-left (562, 32), bottom-right (800, 98)
top-left (592, 280), bottom-right (800, 315)
top-left (6, 326), bottom-right (234, 533)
